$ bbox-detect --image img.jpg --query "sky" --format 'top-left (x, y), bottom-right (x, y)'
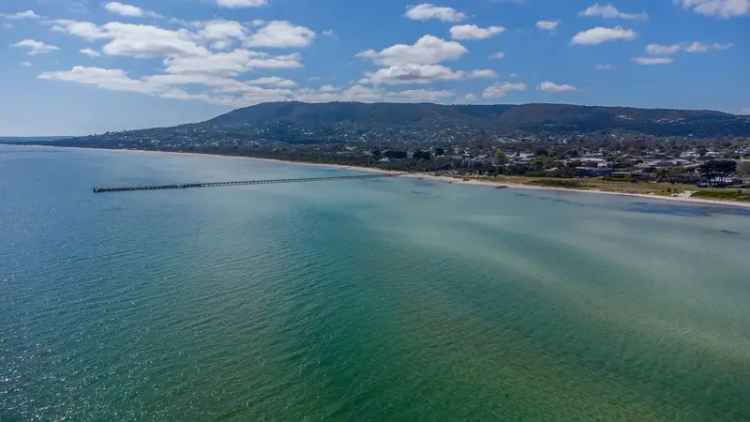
top-left (1, 0), bottom-right (749, 136)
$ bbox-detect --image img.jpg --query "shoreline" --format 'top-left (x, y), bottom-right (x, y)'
top-left (9, 144), bottom-right (750, 209)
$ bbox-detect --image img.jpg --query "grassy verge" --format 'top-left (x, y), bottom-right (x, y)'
top-left (691, 189), bottom-right (750, 202)
top-left (466, 175), bottom-right (750, 203)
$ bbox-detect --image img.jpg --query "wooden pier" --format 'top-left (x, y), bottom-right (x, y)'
top-left (93, 173), bottom-right (398, 193)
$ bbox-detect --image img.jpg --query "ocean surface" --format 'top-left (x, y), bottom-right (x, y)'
top-left (2, 145), bottom-right (750, 422)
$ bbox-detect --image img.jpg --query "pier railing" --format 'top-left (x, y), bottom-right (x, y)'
top-left (93, 173), bottom-right (398, 193)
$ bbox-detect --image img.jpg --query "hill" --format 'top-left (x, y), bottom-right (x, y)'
top-left (36, 102), bottom-right (750, 150)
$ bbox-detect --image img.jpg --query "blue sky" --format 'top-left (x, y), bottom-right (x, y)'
top-left (1, 0), bottom-right (748, 136)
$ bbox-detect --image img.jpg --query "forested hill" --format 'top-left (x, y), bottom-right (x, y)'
top-left (27, 102), bottom-right (750, 149)
top-left (202, 102), bottom-right (750, 137)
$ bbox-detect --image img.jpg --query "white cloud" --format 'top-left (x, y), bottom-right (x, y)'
top-left (632, 57), bottom-right (674, 65)
top-left (39, 66), bottom-right (154, 94)
top-left (247, 76), bottom-right (297, 88)
top-left (20, 61), bottom-right (32, 67)
top-left (38, 66), bottom-right (293, 106)
top-left (1, 10), bottom-right (40, 20)
top-left (195, 20), bottom-right (247, 49)
top-left (685, 41), bottom-right (733, 52)
top-left (216, 0), bottom-right (268, 8)
top-left (51, 19), bottom-right (307, 75)
top-left (469, 69), bottom-right (497, 78)
top-left (462, 93), bottom-right (478, 103)
top-left (676, 0), bottom-right (750, 18)
top-left (538, 81), bottom-right (577, 93)
top-left (482, 81), bottom-right (527, 98)
top-left (104, 2), bottom-right (155, 18)
top-left (536, 20), bottom-right (559, 30)
top-left (39, 65), bottom-right (458, 107)
top-left (244, 20), bottom-right (315, 48)
top-left (595, 63), bottom-right (615, 70)
top-left (739, 107), bottom-right (750, 115)
top-left (450, 24), bottom-right (505, 40)
top-left (101, 22), bottom-right (209, 58)
top-left (490, 52), bottom-right (505, 60)
top-left (51, 20), bottom-right (110, 41)
top-left (404, 4), bottom-right (466, 22)
top-left (571, 26), bottom-right (636, 45)
top-left (298, 84), bottom-right (455, 104)
top-left (360, 65), bottom-right (495, 85)
top-left (646, 41), bottom-right (733, 55)
top-left (360, 64), bottom-right (466, 85)
top-left (357, 35), bottom-right (467, 66)
top-left (80, 48), bottom-right (102, 57)
top-left (645, 43), bottom-right (683, 55)
top-left (12, 39), bottom-right (59, 55)
top-left (579, 3), bottom-right (648, 20)
top-left (165, 49), bottom-right (301, 75)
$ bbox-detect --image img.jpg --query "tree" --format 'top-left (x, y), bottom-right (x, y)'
top-left (495, 149), bottom-right (508, 165)
top-left (737, 160), bottom-right (750, 177)
top-left (700, 160), bottom-right (737, 185)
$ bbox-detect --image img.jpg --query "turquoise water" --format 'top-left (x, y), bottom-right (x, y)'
top-left (1, 146), bottom-right (750, 421)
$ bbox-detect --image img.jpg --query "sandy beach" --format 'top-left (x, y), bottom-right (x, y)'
top-left (14, 145), bottom-right (750, 209)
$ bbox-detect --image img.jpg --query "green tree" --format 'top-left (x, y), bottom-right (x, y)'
top-left (495, 149), bottom-right (509, 165)
top-left (738, 160), bottom-right (750, 176)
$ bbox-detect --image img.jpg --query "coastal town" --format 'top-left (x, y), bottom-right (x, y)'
top-left (65, 126), bottom-right (750, 200)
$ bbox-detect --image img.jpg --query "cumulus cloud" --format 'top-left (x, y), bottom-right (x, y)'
top-left (80, 48), bottom-right (102, 57)
top-left (298, 84), bottom-right (455, 104)
top-left (50, 19), bottom-right (310, 72)
top-left (404, 3), bottom-right (466, 22)
top-left (1, 10), bottom-right (40, 20)
top-left (482, 81), bottom-right (527, 98)
top-left (38, 66), bottom-right (292, 106)
top-left (571, 26), bottom-right (636, 45)
top-left (595, 64), bottom-right (615, 70)
top-left (685, 41), bottom-right (734, 52)
top-left (356, 35), bottom-right (478, 85)
top-left (632, 57), bottom-right (674, 65)
top-left (101, 22), bottom-right (208, 57)
top-left (246, 76), bottom-right (297, 88)
top-left (12, 39), bottom-right (59, 55)
top-left (360, 64), bottom-right (465, 85)
top-left (360, 64), bottom-right (498, 85)
top-left (195, 20), bottom-right (247, 49)
top-left (104, 2), bottom-right (160, 18)
top-left (244, 20), bottom-right (315, 48)
top-left (51, 20), bottom-right (111, 41)
top-left (165, 50), bottom-right (301, 75)
top-left (216, 0), bottom-right (268, 8)
top-left (536, 20), bottom-right (560, 30)
top-left (357, 35), bottom-right (467, 66)
top-left (538, 81), bottom-right (577, 93)
top-left (450, 24), bottom-right (505, 40)
top-left (676, 0), bottom-right (750, 18)
top-left (490, 52), bottom-right (505, 60)
top-left (39, 66), bottom-right (154, 94)
top-left (468, 69), bottom-right (497, 78)
top-left (43, 17), bottom-right (317, 107)
top-left (645, 43), bottom-right (683, 56)
top-left (579, 3), bottom-right (648, 20)
top-left (647, 41), bottom-right (733, 55)
top-left (39, 65), bottom-right (455, 107)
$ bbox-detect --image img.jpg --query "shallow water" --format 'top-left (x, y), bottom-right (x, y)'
top-left (1, 146), bottom-right (749, 421)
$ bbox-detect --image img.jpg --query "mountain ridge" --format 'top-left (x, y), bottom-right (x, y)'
top-left (21, 102), bottom-right (750, 147)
